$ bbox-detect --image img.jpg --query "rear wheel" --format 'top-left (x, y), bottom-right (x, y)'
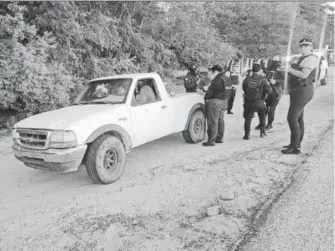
top-left (182, 110), bottom-right (206, 143)
top-left (85, 134), bottom-right (126, 184)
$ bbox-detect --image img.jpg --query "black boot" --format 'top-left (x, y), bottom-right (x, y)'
top-left (203, 141), bottom-right (215, 147)
top-left (260, 129), bottom-right (267, 138)
top-left (281, 147), bottom-right (300, 154)
top-left (243, 130), bottom-right (250, 140)
top-left (255, 124), bottom-right (261, 130)
top-left (283, 143), bottom-right (301, 149)
top-left (265, 124), bottom-right (273, 130)
top-left (227, 110), bottom-right (234, 114)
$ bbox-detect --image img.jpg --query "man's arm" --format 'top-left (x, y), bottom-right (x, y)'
top-left (204, 79), bottom-right (216, 100)
top-left (242, 78), bottom-right (248, 93)
top-left (288, 55), bottom-right (318, 79)
top-left (262, 78), bottom-right (272, 100)
top-left (274, 71), bottom-right (284, 88)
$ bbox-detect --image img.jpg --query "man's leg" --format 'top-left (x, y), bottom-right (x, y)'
top-left (203, 100), bottom-right (220, 146)
top-left (283, 85), bottom-right (314, 153)
top-left (267, 98), bottom-right (279, 129)
top-left (205, 101), bottom-right (211, 140)
top-left (243, 103), bottom-right (253, 140)
top-left (227, 88), bottom-right (236, 114)
top-left (258, 107), bottom-right (267, 137)
top-left (298, 109), bottom-right (304, 147)
top-left (216, 100), bottom-right (226, 142)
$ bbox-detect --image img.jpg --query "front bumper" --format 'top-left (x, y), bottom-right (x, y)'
top-left (12, 144), bottom-right (87, 173)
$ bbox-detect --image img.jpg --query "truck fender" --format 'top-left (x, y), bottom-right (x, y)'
top-left (85, 124), bottom-right (133, 153)
top-left (184, 103), bottom-right (206, 130)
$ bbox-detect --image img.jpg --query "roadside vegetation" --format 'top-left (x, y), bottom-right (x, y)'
top-left (0, 1), bottom-right (333, 127)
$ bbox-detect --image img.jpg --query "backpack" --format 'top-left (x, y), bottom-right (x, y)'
top-left (245, 77), bottom-right (262, 102)
top-left (184, 73), bottom-right (197, 90)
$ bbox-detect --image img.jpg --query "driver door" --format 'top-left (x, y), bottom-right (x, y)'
top-left (129, 79), bottom-right (171, 147)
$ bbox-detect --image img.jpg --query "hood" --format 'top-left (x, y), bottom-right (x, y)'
top-left (14, 104), bottom-right (124, 130)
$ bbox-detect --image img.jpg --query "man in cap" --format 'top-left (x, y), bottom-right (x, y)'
top-left (226, 58), bottom-right (240, 114)
top-left (202, 64), bottom-right (229, 146)
top-left (184, 64), bottom-right (200, 93)
top-left (255, 55), bottom-right (284, 130)
top-left (281, 37), bottom-right (318, 154)
top-left (242, 63), bottom-right (272, 140)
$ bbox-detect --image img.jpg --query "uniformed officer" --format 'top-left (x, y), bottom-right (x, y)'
top-left (203, 64), bottom-right (228, 146)
top-left (255, 55), bottom-right (284, 130)
top-left (226, 59), bottom-right (240, 114)
top-left (281, 38), bottom-right (319, 154)
top-left (184, 64), bottom-right (200, 93)
top-left (242, 63), bottom-right (272, 140)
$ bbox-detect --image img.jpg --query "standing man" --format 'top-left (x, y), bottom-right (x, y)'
top-left (255, 55), bottom-right (284, 130)
top-left (242, 63), bottom-right (272, 140)
top-left (226, 59), bottom-right (240, 114)
top-left (281, 38), bottom-right (318, 154)
top-left (184, 64), bottom-right (200, 93)
top-left (203, 64), bottom-right (228, 146)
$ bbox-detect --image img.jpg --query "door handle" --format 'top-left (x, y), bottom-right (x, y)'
top-left (161, 105), bottom-right (167, 109)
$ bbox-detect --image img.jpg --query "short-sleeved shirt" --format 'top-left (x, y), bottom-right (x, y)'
top-left (299, 54), bottom-right (319, 71)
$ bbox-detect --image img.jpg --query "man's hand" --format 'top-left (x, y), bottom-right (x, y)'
top-left (269, 79), bottom-right (276, 85)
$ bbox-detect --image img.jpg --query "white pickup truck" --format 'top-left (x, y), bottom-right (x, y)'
top-left (12, 73), bottom-right (206, 184)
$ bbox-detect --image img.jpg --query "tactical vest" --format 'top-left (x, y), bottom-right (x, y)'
top-left (184, 72), bottom-right (198, 90)
top-left (288, 54), bottom-right (318, 90)
top-left (244, 76), bottom-right (263, 102)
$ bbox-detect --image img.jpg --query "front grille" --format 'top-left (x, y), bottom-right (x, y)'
top-left (17, 129), bottom-right (51, 150)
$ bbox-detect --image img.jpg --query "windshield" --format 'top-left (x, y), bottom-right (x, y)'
top-left (79, 78), bottom-right (132, 104)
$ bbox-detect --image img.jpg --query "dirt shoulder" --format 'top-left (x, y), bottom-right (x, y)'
top-left (0, 69), bottom-right (334, 251)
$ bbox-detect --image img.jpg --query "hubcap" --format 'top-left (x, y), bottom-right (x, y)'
top-left (103, 149), bottom-right (118, 171)
top-left (194, 119), bottom-right (203, 134)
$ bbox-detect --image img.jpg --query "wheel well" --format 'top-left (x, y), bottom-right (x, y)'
top-left (83, 130), bottom-right (128, 164)
top-left (85, 125), bottom-right (133, 153)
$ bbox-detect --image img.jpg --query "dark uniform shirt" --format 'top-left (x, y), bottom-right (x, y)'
top-left (184, 72), bottom-right (199, 91)
top-left (198, 76), bottom-right (211, 92)
top-left (242, 74), bottom-right (272, 102)
top-left (205, 73), bottom-right (227, 100)
top-left (266, 67), bottom-right (284, 99)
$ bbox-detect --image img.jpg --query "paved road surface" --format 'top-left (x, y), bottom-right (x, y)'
top-left (239, 127), bottom-right (334, 251)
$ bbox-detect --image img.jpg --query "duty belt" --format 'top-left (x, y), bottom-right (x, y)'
top-left (226, 86), bottom-right (234, 90)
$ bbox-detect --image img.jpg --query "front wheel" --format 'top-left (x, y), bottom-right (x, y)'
top-left (182, 110), bottom-right (206, 143)
top-left (85, 134), bottom-right (126, 184)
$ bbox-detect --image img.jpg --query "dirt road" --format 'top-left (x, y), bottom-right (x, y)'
top-left (238, 127), bottom-right (334, 251)
top-left (0, 69), bottom-right (333, 251)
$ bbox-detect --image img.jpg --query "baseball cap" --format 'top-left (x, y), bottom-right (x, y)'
top-left (208, 64), bottom-right (223, 72)
top-left (299, 38), bottom-right (313, 47)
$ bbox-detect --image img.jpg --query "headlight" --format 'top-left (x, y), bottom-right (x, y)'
top-left (11, 129), bottom-right (19, 144)
top-left (49, 130), bottom-right (77, 149)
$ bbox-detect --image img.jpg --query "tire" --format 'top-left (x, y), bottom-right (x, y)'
top-left (182, 110), bottom-right (206, 143)
top-left (85, 134), bottom-right (126, 184)
top-left (320, 69), bottom-right (328, 86)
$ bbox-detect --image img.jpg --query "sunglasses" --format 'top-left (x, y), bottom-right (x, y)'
top-left (299, 44), bottom-right (312, 47)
